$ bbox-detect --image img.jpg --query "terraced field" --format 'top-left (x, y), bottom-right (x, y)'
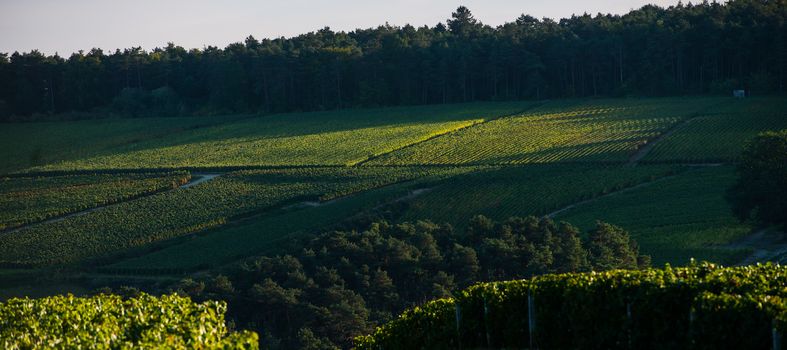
top-left (0, 172), bottom-right (190, 231)
top-left (555, 166), bottom-right (751, 265)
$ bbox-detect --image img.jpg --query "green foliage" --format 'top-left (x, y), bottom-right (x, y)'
top-left (0, 117), bottom-right (234, 174)
top-left (3, 2), bottom-right (785, 118)
top-left (401, 164), bottom-right (676, 229)
top-left (22, 102), bottom-right (530, 172)
top-left (105, 177), bottom-right (440, 273)
top-left (557, 166), bottom-right (752, 265)
top-left (691, 292), bottom-right (785, 350)
top-left (587, 222), bottom-right (642, 270)
top-left (646, 98), bottom-right (787, 163)
top-left (175, 216), bottom-right (643, 348)
top-left (727, 129), bottom-right (787, 228)
top-left (356, 263), bottom-right (787, 350)
top-left (368, 98), bottom-right (720, 165)
top-left (0, 172), bottom-right (189, 231)
top-left (0, 293), bottom-right (258, 349)
top-left (0, 167), bottom-right (469, 266)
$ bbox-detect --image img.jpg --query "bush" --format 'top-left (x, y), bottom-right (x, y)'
top-left (0, 293), bottom-right (258, 349)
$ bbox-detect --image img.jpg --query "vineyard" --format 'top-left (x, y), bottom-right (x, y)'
top-left (0, 96), bottom-right (783, 311)
top-left (0, 116), bottom-right (237, 174)
top-left (4, 1), bottom-right (787, 347)
top-left (103, 179), bottom-right (431, 273)
top-left (356, 263), bottom-right (787, 350)
top-left (644, 97), bottom-right (787, 162)
top-left (555, 166), bottom-right (751, 265)
top-left (399, 164), bottom-right (677, 228)
top-left (0, 167), bottom-right (473, 266)
top-left (19, 102), bottom-right (532, 172)
top-left (365, 97), bottom-right (723, 165)
top-left (0, 97), bottom-right (783, 270)
top-left (0, 172), bottom-right (190, 231)
top-left (0, 293), bottom-right (257, 348)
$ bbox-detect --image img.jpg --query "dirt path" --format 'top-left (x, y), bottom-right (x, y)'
top-left (546, 174), bottom-right (678, 218)
top-left (728, 228), bottom-right (787, 266)
top-left (1, 173), bottom-right (223, 235)
top-left (372, 188), bottom-right (433, 210)
top-left (180, 173), bottom-right (221, 188)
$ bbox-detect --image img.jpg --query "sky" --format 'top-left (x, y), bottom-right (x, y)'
top-left (0, 0), bottom-right (679, 56)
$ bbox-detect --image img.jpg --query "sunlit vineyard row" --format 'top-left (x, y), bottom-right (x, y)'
top-left (645, 97), bottom-right (787, 162)
top-left (400, 164), bottom-right (677, 228)
top-left (556, 165), bottom-right (751, 265)
top-left (19, 102), bottom-right (533, 172)
top-left (0, 167), bottom-right (475, 266)
top-left (0, 294), bottom-right (258, 348)
top-left (366, 97), bottom-right (723, 165)
top-left (0, 172), bottom-right (190, 231)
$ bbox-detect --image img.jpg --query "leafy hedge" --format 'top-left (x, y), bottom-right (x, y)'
top-left (356, 263), bottom-right (787, 350)
top-left (0, 293), bottom-right (258, 349)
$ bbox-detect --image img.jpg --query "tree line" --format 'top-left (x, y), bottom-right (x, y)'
top-left (144, 215), bottom-right (648, 349)
top-left (1, 0), bottom-right (785, 120)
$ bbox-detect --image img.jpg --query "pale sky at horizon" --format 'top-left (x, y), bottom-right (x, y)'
top-left (1, 0), bottom-right (680, 56)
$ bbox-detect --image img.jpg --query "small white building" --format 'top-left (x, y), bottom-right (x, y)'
top-left (733, 89), bottom-right (745, 98)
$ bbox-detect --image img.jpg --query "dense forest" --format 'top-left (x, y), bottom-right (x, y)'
top-left (129, 215), bottom-right (648, 349)
top-left (1, 0), bottom-right (785, 120)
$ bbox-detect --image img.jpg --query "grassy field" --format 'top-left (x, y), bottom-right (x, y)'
top-left (555, 166), bottom-right (752, 265)
top-left (0, 172), bottom-right (189, 231)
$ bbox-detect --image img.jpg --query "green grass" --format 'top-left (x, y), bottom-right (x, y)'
top-left (0, 172), bottom-right (190, 231)
top-left (555, 165), bottom-right (752, 265)
top-left (399, 164), bottom-right (677, 229)
top-left (0, 167), bottom-right (473, 266)
top-left (18, 102), bottom-right (533, 172)
top-left (644, 97), bottom-right (787, 162)
top-left (366, 97), bottom-right (724, 165)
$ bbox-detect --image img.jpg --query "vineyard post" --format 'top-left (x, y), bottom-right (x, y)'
top-left (528, 292), bottom-right (536, 349)
top-left (627, 302), bottom-right (633, 348)
top-left (455, 302), bottom-right (463, 350)
top-left (689, 309), bottom-right (695, 347)
top-left (483, 295), bottom-right (491, 347)
top-left (773, 319), bottom-right (782, 350)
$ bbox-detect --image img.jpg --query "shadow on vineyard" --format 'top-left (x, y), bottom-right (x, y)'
top-left (1, 0), bottom-right (786, 349)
